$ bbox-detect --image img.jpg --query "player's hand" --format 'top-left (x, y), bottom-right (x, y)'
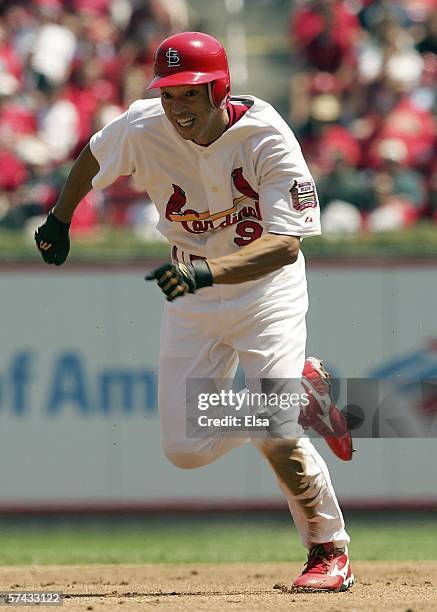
top-left (145, 260), bottom-right (213, 301)
top-left (34, 211), bottom-right (71, 265)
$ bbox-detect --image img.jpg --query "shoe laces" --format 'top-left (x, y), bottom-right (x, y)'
top-left (303, 361), bottom-right (331, 396)
top-left (303, 544), bottom-right (336, 574)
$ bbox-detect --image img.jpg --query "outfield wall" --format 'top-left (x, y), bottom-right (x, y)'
top-left (1, 260), bottom-right (436, 510)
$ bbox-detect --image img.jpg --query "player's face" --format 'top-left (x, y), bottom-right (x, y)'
top-left (160, 84), bottom-right (228, 146)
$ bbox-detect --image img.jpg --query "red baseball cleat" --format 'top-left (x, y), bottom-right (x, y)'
top-left (299, 357), bottom-right (354, 461)
top-left (292, 543), bottom-right (354, 592)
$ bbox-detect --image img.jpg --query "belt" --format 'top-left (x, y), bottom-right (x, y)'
top-left (171, 246), bottom-right (206, 264)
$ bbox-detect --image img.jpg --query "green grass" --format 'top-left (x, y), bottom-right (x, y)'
top-left (2, 222), bottom-right (437, 262)
top-left (0, 512), bottom-right (435, 565)
top-left (0, 228), bottom-right (171, 262)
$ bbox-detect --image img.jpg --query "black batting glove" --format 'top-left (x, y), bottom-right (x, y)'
top-left (34, 211), bottom-right (71, 265)
top-left (145, 260), bottom-right (213, 301)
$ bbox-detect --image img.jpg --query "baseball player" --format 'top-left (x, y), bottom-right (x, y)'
top-left (35, 32), bottom-right (353, 592)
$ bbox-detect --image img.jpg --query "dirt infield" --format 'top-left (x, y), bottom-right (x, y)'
top-left (0, 562), bottom-right (436, 611)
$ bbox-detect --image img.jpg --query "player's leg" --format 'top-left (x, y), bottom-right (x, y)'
top-left (232, 257), bottom-right (352, 591)
top-left (158, 295), bottom-right (249, 468)
top-left (237, 315), bottom-right (349, 547)
top-left (240, 344), bottom-right (353, 591)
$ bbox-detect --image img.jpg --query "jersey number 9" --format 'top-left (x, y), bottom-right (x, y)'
top-left (234, 220), bottom-right (263, 247)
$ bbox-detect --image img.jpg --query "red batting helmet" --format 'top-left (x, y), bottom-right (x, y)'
top-left (147, 32), bottom-right (231, 109)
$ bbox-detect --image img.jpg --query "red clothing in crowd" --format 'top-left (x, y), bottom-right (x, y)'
top-left (291, 1), bottom-right (359, 72)
top-left (379, 99), bottom-right (436, 167)
top-left (0, 149), bottom-right (27, 190)
top-left (0, 42), bottom-right (22, 81)
top-left (303, 124), bottom-right (361, 173)
top-left (0, 103), bottom-right (37, 136)
top-left (367, 98), bottom-right (436, 168)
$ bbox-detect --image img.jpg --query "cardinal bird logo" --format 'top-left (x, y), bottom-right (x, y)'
top-left (165, 184), bottom-right (190, 220)
top-left (232, 167), bottom-right (259, 201)
top-left (165, 184), bottom-right (203, 222)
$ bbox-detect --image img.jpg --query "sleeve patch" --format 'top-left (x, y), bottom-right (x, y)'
top-left (289, 180), bottom-right (318, 212)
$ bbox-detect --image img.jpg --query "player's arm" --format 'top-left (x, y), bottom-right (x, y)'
top-left (34, 144), bottom-right (100, 265)
top-left (146, 233), bottom-right (300, 301)
top-left (52, 144), bottom-right (100, 223)
top-left (35, 107), bottom-right (132, 265)
top-left (208, 233), bottom-right (299, 284)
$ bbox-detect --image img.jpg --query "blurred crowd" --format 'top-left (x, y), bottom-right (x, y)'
top-left (0, 0), bottom-right (436, 239)
top-left (289, 0), bottom-right (437, 234)
top-left (0, 0), bottom-right (189, 238)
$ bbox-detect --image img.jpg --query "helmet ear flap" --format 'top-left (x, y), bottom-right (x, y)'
top-left (208, 79), bottom-right (230, 108)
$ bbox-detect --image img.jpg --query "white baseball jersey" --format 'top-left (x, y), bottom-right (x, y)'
top-left (89, 95), bottom-right (321, 262)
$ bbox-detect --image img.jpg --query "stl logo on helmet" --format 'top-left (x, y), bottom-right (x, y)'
top-left (166, 47), bottom-right (181, 67)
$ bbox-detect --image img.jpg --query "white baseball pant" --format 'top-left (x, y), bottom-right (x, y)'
top-left (158, 252), bottom-right (349, 548)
